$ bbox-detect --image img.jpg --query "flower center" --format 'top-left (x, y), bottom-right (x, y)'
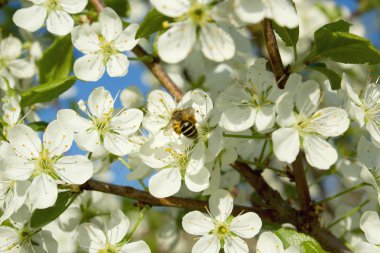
top-left (99, 243), bottom-right (118, 253)
top-left (46, 0), bottom-right (61, 11)
top-left (214, 223), bottom-right (230, 239)
top-left (188, 3), bottom-right (210, 25)
top-left (165, 147), bottom-right (190, 178)
top-left (98, 36), bottom-right (118, 64)
top-left (33, 149), bottom-right (58, 178)
top-left (93, 112), bottom-right (112, 133)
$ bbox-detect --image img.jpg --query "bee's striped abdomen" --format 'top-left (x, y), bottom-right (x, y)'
top-left (181, 121), bottom-right (198, 139)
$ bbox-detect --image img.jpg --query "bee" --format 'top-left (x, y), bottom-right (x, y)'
top-left (165, 108), bottom-right (198, 139)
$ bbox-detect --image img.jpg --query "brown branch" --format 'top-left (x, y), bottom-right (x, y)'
top-left (81, 179), bottom-right (276, 219)
top-left (292, 154), bottom-right (312, 211)
top-left (262, 19), bottom-right (288, 89)
top-left (90, 0), bottom-right (105, 12)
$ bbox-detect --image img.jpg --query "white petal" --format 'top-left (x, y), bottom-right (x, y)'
top-left (185, 167), bottom-right (210, 192)
top-left (150, 0), bottom-right (190, 17)
top-left (266, 0), bottom-right (299, 28)
top-left (224, 236), bottom-right (249, 253)
top-left (192, 234), bottom-right (220, 253)
top-left (74, 54), bottom-right (105, 82)
top-left (8, 124), bottom-right (41, 159)
top-left (187, 142), bottom-right (206, 175)
top-left (366, 120), bottom-right (380, 147)
top-left (111, 108), bottom-right (143, 136)
top-left (219, 107), bottom-right (256, 132)
top-left (104, 133), bottom-right (136, 156)
top-left (360, 211), bottom-right (380, 244)
top-left (272, 128), bottom-right (300, 164)
top-left (2, 96), bottom-right (21, 126)
top-left (255, 105), bottom-right (275, 132)
top-left (43, 120), bottom-right (73, 156)
top-left (0, 37), bottom-right (21, 59)
top-left (148, 169), bottom-right (181, 198)
top-left (88, 87), bottom-right (114, 118)
top-left (46, 10), bottom-right (74, 36)
top-left (209, 189), bottom-right (233, 222)
top-left (296, 80), bottom-right (320, 117)
top-left (120, 241), bottom-right (151, 253)
top-left (115, 23), bottom-right (140, 51)
top-left (341, 73), bottom-right (362, 106)
top-left (3, 156), bottom-right (34, 180)
top-left (360, 166), bottom-right (378, 190)
top-left (157, 22), bottom-right (196, 64)
top-left (230, 212), bottom-right (262, 238)
top-left (0, 227), bottom-right (19, 251)
top-left (182, 211), bottom-right (214, 236)
top-left (285, 246), bottom-right (300, 253)
top-left (55, 156), bottom-right (93, 184)
top-left (106, 54), bottom-right (129, 77)
top-left (180, 89), bottom-right (214, 123)
top-left (147, 90), bottom-right (176, 116)
top-left (307, 107), bottom-right (350, 137)
top-left (78, 223), bottom-right (106, 251)
top-left (303, 135), bottom-right (337, 170)
top-left (29, 174), bottom-right (57, 209)
top-left (8, 59), bottom-right (35, 79)
top-left (57, 109), bottom-right (92, 132)
top-left (276, 93), bottom-right (296, 127)
top-left (13, 5), bottom-right (47, 32)
top-left (75, 129), bottom-right (101, 152)
top-left (60, 0), bottom-right (87, 14)
top-left (200, 23), bottom-right (235, 62)
top-left (71, 26), bottom-right (100, 54)
top-left (107, 210), bottom-right (129, 245)
top-left (355, 242), bottom-right (380, 253)
top-left (100, 7), bottom-right (122, 41)
top-left (256, 231), bottom-right (284, 253)
top-left (235, 0), bottom-right (265, 24)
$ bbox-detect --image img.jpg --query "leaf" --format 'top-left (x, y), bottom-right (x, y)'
top-left (104, 0), bottom-right (130, 17)
top-left (30, 191), bottom-right (75, 229)
top-left (20, 76), bottom-right (76, 108)
top-left (312, 20), bottom-right (380, 64)
top-left (136, 8), bottom-right (173, 39)
top-left (275, 228), bottom-right (328, 253)
top-left (38, 35), bottom-right (74, 84)
top-left (273, 22), bottom-right (299, 56)
top-left (307, 63), bottom-right (342, 90)
top-left (28, 121), bottom-right (49, 132)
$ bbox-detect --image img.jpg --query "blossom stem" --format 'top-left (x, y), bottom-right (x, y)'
top-left (327, 200), bottom-right (370, 229)
top-left (314, 182), bottom-right (368, 205)
top-left (87, 152), bottom-right (92, 160)
top-left (223, 133), bottom-right (268, 139)
top-left (118, 157), bottom-right (148, 191)
top-left (121, 205), bottom-right (150, 245)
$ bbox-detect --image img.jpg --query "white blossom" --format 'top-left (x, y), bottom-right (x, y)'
top-left (151, 0), bottom-right (235, 63)
top-left (257, 231), bottom-right (300, 253)
top-left (77, 210), bottom-right (150, 253)
top-left (182, 189), bottom-right (262, 253)
top-left (72, 7), bottom-right (139, 81)
top-left (57, 87), bottom-right (143, 156)
top-left (13, 0), bottom-right (88, 36)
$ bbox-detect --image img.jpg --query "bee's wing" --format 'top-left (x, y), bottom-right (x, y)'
top-left (183, 107), bottom-right (195, 115)
top-left (163, 120), bottom-right (175, 136)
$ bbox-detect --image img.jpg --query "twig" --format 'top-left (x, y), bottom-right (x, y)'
top-left (292, 154), bottom-right (312, 211)
top-left (90, 0), bottom-right (105, 12)
top-left (262, 19), bottom-right (288, 89)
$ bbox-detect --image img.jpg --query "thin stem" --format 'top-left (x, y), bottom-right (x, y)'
top-left (120, 205), bottom-right (150, 244)
top-left (258, 140), bottom-right (268, 163)
top-left (292, 154), bottom-right (312, 211)
top-left (238, 159), bottom-right (286, 175)
top-left (315, 182), bottom-right (368, 205)
top-left (223, 133), bottom-right (268, 139)
top-left (87, 152), bottom-right (93, 160)
top-left (327, 200), bottom-right (370, 229)
top-left (118, 157), bottom-right (148, 191)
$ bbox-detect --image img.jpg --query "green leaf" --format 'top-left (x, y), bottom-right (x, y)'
top-left (38, 35), bottom-right (74, 83)
top-left (273, 22), bottom-right (299, 57)
top-left (136, 8), bottom-right (173, 39)
top-left (312, 20), bottom-right (380, 65)
top-left (104, 0), bottom-right (130, 17)
top-left (31, 191), bottom-right (76, 229)
top-left (28, 121), bottom-right (49, 131)
top-left (307, 63), bottom-right (342, 90)
top-left (20, 76), bottom-right (76, 108)
top-left (275, 228), bottom-right (328, 253)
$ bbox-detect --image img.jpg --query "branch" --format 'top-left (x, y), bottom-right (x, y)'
top-left (81, 179), bottom-right (275, 219)
top-left (89, 0), bottom-right (183, 101)
top-left (292, 154), bottom-right (312, 211)
top-left (262, 19), bottom-right (288, 89)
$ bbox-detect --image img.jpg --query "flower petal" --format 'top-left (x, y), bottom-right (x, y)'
top-left (157, 22), bottom-right (196, 64)
top-left (192, 234), bottom-right (220, 253)
top-left (219, 107), bottom-right (256, 132)
top-left (185, 167), bottom-right (210, 192)
top-left (150, 0), bottom-right (190, 17)
top-left (296, 80), bottom-right (320, 117)
top-left (55, 156), bottom-right (93, 184)
top-left (78, 223), bottom-right (106, 251)
top-left (100, 7), bottom-right (122, 41)
top-left (255, 105), bottom-right (275, 132)
top-left (75, 129), bottom-right (101, 152)
top-left (200, 23), bottom-right (235, 62)
top-left (120, 241), bottom-right (151, 253)
top-left (224, 236), bottom-right (249, 253)
top-left (148, 169), bottom-right (181, 198)
top-left (115, 23), bottom-right (140, 51)
top-left (43, 120), bottom-right (73, 156)
top-left (306, 107), bottom-right (350, 137)
top-left (46, 10), bottom-right (74, 36)
top-left (8, 124), bottom-right (41, 159)
top-left (182, 211), bottom-right (214, 236)
top-left (256, 231), bottom-right (284, 253)
top-left (187, 142), bottom-right (206, 175)
top-left (106, 53), bottom-right (129, 77)
top-left (71, 26), bottom-right (101, 54)
top-left (366, 120), bottom-right (380, 147)
top-left (0, 37), bottom-right (21, 59)
top-left (303, 135), bottom-right (337, 170)
top-left (8, 59), bottom-right (35, 79)
top-left (360, 211), bottom-right (380, 244)
top-left (74, 54), bottom-right (105, 82)
top-left (209, 189), bottom-right (233, 222)
top-left (266, 0), bottom-right (299, 28)
top-left (272, 128), bottom-right (300, 164)
top-left (235, 0), bottom-right (265, 24)
top-left (13, 5), bottom-right (47, 32)
top-left (57, 109), bottom-right (92, 132)
top-left (104, 133), bottom-right (136, 156)
top-left (111, 108), bottom-right (143, 136)
top-left (230, 212), bottom-right (262, 238)
top-left (355, 242), bottom-right (380, 253)
top-left (88, 87), bottom-right (114, 118)
top-left (107, 210), bottom-right (129, 245)
top-left (60, 0), bottom-right (87, 14)
top-left (29, 174), bottom-right (57, 209)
